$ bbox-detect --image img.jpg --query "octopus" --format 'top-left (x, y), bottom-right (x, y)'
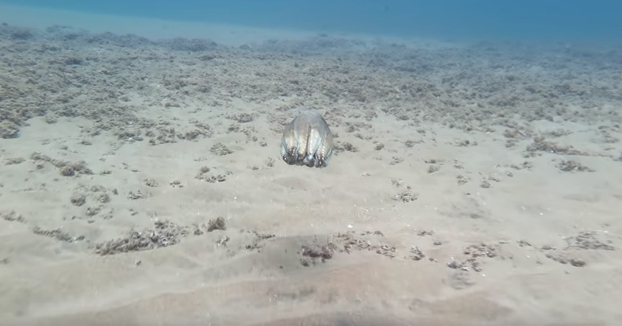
top-left (280, 111), bottom-right (335, 168)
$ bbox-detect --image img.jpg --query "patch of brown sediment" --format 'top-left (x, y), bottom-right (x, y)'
top-left (0, 242), bottom-right (504, 326)
top-left (243, 313), bottom-right (472, 326)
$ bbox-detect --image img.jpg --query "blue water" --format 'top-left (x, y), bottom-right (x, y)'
top-left (1, 0), bottom-right (620, 41)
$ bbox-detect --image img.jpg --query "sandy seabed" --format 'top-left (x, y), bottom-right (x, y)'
top-left (1, 5), bottom-right (622, 326)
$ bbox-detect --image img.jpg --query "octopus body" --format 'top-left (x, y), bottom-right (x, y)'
top-left (280, 111), bottom-right (334, 168)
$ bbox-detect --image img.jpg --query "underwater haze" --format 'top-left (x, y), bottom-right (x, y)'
top-left (2, 0), bottom-right (622, 41)
top-left (2, 0), bottom-right (622, 326)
